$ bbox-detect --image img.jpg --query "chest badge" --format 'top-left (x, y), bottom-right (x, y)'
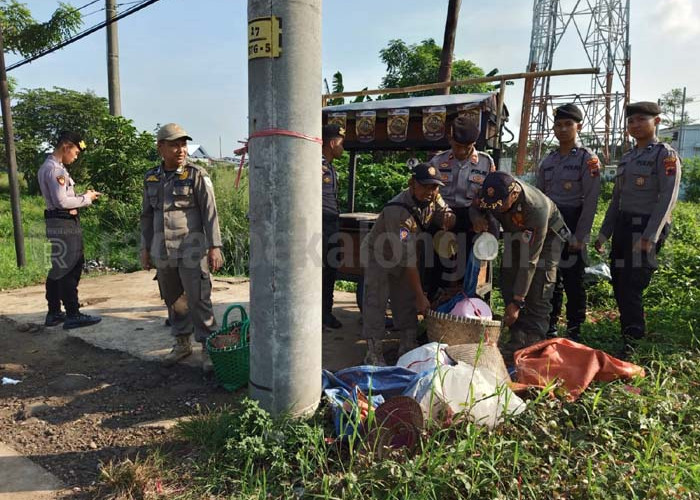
top-left (563, 181), bottom-right (573, 191)
top-left (635, 176), bottom-right (646, 187)
top-left (145, 174), bottom-right (159, 182)
top-left (323, 176), bottom-right (332, 184)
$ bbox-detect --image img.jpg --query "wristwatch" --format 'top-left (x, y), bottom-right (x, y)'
top-left (510, 299), bottom-right (526, 311)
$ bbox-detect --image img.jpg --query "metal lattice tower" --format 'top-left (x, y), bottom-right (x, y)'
top-left (517, 0), bottom-right (631, 172)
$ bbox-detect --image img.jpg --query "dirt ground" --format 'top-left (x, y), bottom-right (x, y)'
top-left (0, 272), bottom-right (378, 499)
top-left (0, 315), bottom-right (238, 499)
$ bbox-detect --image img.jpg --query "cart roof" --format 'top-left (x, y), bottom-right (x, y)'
top-left (323, 92), bottom-right (497, 113)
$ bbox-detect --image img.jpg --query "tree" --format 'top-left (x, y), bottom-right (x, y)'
top-left (10, 87), bottom-right (112, 193)
top-left (379, 38), bottom-right (492, 98)
top-left (0, 0), bottom-right (81, 56)
top-left (659, 88), bottom-right (695, 128)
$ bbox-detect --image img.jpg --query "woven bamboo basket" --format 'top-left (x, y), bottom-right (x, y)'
top-left (424, 309), bottom-right (502, 346)
top-left (445, 343), bottom-right (511, 384)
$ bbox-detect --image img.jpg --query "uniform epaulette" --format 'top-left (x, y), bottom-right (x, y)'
top-left (477, 150), bottom-right (493, 160)
top-left (657, 141), bottom-right (675, 152)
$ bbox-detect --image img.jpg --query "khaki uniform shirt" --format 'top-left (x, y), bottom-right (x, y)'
top-left (363, 189), bottom-right (452, 269)
top-left (536, 144), bottom-right (601, 243)
top-left (428, 149), bottom-right (495, 209)
top-left (38, 155), bottom-right (92, 211)
top-left (599, 141), bottom-right (681, 243)
top-left (140, 163), bottom-right (223, 261)
top-left (471, 182), bottom-right (567, 298)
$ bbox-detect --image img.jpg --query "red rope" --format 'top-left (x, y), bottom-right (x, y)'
top-left (233, 129), bottom-right (322, 189)
top-left (248, 128), bottom-right (322, 144)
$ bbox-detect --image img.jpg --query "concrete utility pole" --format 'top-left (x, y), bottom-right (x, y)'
top-left (106, 0), bottom-right (122, 116)
top-left (0, 25), bottom-right (26, 267)
top-left (438, 0), bottom-right (461, 96)
top-left (679, 86), bottom-right (687, 156)
top-left (247, 0), bottom-right (322, 416)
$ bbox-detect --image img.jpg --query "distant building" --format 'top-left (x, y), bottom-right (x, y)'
top-left (187, 144), bottom-right (212, 161)
top-left (659, 124), bottom-right (700, 159)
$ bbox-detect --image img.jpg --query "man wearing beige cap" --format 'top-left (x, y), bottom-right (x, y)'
top-left (140, 123), bottom-right (224, 372)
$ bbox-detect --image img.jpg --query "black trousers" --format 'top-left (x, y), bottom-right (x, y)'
top-left (549, 206), bottom-right (587, 331)
top-left (46, 254), bottom-right (84, 316)
top-left (322, 212), bottom-right (340, 321)
top-left (609, 212), bottom-right (668, 339)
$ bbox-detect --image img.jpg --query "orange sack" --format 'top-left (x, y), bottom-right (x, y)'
top-left (513, 338), bottom-right (645, 401)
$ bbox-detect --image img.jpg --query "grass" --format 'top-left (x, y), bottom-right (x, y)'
top-left (90, 197), bottom-right (700, 499)
top-left (4, 170), bottom-right (700, 499)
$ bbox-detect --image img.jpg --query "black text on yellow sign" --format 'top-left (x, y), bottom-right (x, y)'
top-left (248, 16), bottom-right (282, 60)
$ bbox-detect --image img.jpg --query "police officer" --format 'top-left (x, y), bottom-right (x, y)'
top-left (536, 103), bottom-right (601, 341)
top-left (39, 131), bottom-right (102, 329)
top-left (140, 123), bottom-right (224, 372)
top-left (427, 116), bottom-right (495, 295)
top-left (595, 102), bottom-right (681, 357)
top-left (361, 163), bottom-right (455, 365)
top-left (321, 124), bottom-right (344, 330)
top-left (471, 171), bottom-right (570, 363)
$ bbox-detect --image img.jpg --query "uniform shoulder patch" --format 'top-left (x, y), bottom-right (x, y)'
top-left (56, 175), bottom-right (66, 186)
top-left (399, 226), bottom-right (410, 241)
top-left (587, 156), bottom-right (600, 177)
top-left (664, 153), bottom-right (678, 176)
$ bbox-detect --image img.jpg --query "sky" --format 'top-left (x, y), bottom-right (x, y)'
top-left (7, 0), bottom-right (700, 157)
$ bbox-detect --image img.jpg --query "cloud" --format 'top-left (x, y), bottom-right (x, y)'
top-left (655, 0), bottom-right (700, 40)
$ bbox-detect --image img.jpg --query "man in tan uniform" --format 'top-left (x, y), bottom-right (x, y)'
top-left (140, 123), bottom-right (224, 372)
top-left (361, 163), bottom-right (455, 365)
top-left (595, 102), bottom-right (681, 357)
top-left (471, 172), bottom-right (570, 363)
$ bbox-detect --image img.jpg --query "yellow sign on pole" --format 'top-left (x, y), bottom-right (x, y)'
top-left (248, 16), bottom-right (282, 60)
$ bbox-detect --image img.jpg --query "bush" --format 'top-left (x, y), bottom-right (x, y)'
top-left (681, 156), bottom-right (700, 202)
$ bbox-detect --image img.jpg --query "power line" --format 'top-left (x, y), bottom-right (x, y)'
top-left (7, 0), bottom-right (163, 72)
top-left (74, 0), bottom-right (102, 11)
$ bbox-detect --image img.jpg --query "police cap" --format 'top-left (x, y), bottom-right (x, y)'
top-left (413, 162), bottom-right (445, 186)
top-left (626, 101), bottom-right (661, 117)
top-left (451, 116), bottom-right (480, 145)
top-left (554, 103), bottom-right (583, 122)
top-left (479, 171), bottom-right (517, 210)
top-left (57, 131), bottom-right (87, 151)
top-left (322, 123), bottom-right (345, 142)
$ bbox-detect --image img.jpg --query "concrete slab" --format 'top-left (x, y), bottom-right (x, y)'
top-left (0, 271), bottom-right (373, 371)
top-left (0, 442), bottom-right (63, 500)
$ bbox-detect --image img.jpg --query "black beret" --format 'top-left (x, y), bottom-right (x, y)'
top-left (626, 101), bottom-right (661, 117)
top-left (57, 131), bottom-right (86, 151)
top-left (451, 116), bottom-right (480, 145)
top-left (479, 171), bottom-right (517, 210)
top-left (322, 123), bottom-right (345, 141)
top-left (413, 162), bottom-right (444, 186)
top-left (554, 103), bottom-right (583, 122)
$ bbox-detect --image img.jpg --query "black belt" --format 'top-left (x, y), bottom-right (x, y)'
top-left (44, 209), bottom-right (78, 220)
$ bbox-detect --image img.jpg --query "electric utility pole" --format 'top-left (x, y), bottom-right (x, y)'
top-left (106, 0), bottom-right (121, 116)
top-left (247, 0), bottom-right (322, 416)
top-left (0, 24), bottom-right (26, 267)
top-left (438, 0), bottom-right (461, 95)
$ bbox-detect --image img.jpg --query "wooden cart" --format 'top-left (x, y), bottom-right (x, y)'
top-left (323, 92), bottom-right (509, 304)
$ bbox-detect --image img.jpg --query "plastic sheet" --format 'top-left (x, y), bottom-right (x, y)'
top-left (404, 362), bottom-right (524, 429)
top-left (396, 342), bottom-right (453, 373)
